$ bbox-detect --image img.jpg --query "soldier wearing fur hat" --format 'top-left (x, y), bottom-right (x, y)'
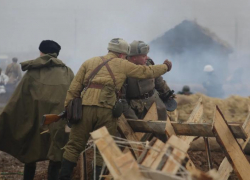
top-left (59, 38), bottom-right (172, 180)
top-left (0, 40), bottom-right (74, 180)
top-left (122, 40), bottom-right (173, 141)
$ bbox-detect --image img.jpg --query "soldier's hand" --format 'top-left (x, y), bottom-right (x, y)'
top-left (163, 59), bottom-right (172, 71)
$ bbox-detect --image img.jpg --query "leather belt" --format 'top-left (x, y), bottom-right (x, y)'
top-left (88, 83), bottom-right (103, 89)
top-left (129, 89), bottom-right (155, 99)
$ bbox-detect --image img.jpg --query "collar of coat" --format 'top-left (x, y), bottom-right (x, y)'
top-left (20, 53), bottom-right (66, 71)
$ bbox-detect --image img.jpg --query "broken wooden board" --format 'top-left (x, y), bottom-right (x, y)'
top-left (127, 119), bottom-right (247, 139)
top-left (212, 106), bottom-right (250, 180)
top-left (117, 115), bottom-right (141, 158)
top-left (218, 106), bottom-right (250, 180)
top-left (91, 126), bottom-right (122, 179)
top-left (135, 102), bottom-right (158, 141)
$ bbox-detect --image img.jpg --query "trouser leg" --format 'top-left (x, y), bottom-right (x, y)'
top-left (93, 107), bottom-right (117, 167)
top-left (60, 106), bottom-right (93, 179)
top-left (23, 162), bottom-right (36, 180)
top-left (59, 158), bottom-right (76, 180)
top-left (48, 160), bottom-right (61, 180)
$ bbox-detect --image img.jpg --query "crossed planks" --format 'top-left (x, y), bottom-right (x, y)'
top-left (117, 102), bottom-right (159, 158)
top-left (91, 126), bottom-right (191, 180)
top-left (90, 126), bottom-right (145, 180)
top-left (165, 97), bottom-right (204, 171)
top-left (91, 126), bottom-right (219, 180)
top-left (217, 105), bottom-right (250, 180)
top-left (214, 106), bottom-right (250, 180)
top-left (138, 135), bottom-right (189, 176)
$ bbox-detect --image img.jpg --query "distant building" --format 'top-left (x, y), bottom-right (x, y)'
top-left (149, 20), bottom-right (233, 84)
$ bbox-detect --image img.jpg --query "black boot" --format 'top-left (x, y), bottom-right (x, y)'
top-left (48, 160), bottom-right (61, 180)
top-left (23, 162), bottom-right (36, 180)
top-left (59, 158), bottom-right (76, 180)
top-left (93, 166), bottom-right (103, 180)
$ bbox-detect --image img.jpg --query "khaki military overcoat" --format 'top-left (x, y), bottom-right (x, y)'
top-left (0, 54), bottom-right (74, 163)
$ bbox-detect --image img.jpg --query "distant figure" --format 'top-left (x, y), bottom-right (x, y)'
top-left (202, 65), bottom-right (224, 98)
top-left (5, 57), bottom-right (22, 97)
top-left (0, 68), bottom-right (9, 94)
top-left (5, 57), bottom-right (22, 83)
top-left (178, 85), bottom-right (192, 95)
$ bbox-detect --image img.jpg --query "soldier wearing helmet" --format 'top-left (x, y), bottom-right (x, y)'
top-left (122, 40), bottom-right (174, 141)
top-left (203, 64), bottom-right (224, 98)
top-left (178, 85), bottom-right (192, 95)
top-left (59, 38), bottom-right (172, 179)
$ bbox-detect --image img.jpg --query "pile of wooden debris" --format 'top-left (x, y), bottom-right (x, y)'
top-left (88, 98), bottom-right (250, 180)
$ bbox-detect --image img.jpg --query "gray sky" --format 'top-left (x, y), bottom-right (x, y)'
top-left (1, 0), bottom-right (250, 71)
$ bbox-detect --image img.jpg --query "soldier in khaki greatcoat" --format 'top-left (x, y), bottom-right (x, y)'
top-left (59, 38), bottom-right (173, 180)
top-left (122, 41), bottom-right (172, 141)
top-left (0, 40), bottom-right (74, 180)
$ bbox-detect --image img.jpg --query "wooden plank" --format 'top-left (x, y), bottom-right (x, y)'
top-left (127, 120), bottom-right (247, 139)
top-left (141, 139), bottom-right (165, 167)
top-left (114, 151), bottom-right (144, 180)
top-left (117, 115), bottom-right (141, 158)
top-left (150, 143), bottom-right (171, 170)
top-left (212, 106), bottom-right (250, 180)
top-left (218, 108), bottom-right (250, 180)
top-left (167, 135), bottom-right (190, 152)
top-left (165, 98), bottom-right (203, 171)
top-left (161, 148), bottom-right (186, 174)
top-left (165, 117), bottom-right (176, 138)
top-left (143, 102), bottom-right (158, 121)
top-left (91, 127), bottom-right (122, 179)
top-left (151, 135), bottom-right (189, 174)
top-left (135, 102), bottom-right (158, 140)
top-left (180, 97), bottom-right (203, 144)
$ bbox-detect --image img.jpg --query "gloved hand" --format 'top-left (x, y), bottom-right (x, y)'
top-left (163, 59), bottom-right (172, 71)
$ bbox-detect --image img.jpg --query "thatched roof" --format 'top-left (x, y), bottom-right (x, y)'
top-left (150, 20), bottom-right (233, 56)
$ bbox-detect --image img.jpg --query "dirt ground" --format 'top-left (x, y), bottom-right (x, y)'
top-left (1, 94), bottom-right (250, 180)
top-left (1, 148), bottom-right (250, 180)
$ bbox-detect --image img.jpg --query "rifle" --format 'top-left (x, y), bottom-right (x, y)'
top-left (41, 111), bottom-right (66, 126)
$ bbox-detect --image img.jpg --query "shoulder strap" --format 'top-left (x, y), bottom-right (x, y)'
top-left (100, 56), bottom-right (120, 98)
top-left (85, 57), bottom-right (113, 89)
top-left (100, 56), bottom-right (117, 87)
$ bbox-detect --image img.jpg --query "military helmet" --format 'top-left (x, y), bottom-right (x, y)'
top-left (182, 85), bottom-right (190, 92)
top-left (128, 40), bottom-right (149, 56)
top-left (108, 38), bottom-right (130, 55)
top-left (204, 65), bottom-right (214, 72)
